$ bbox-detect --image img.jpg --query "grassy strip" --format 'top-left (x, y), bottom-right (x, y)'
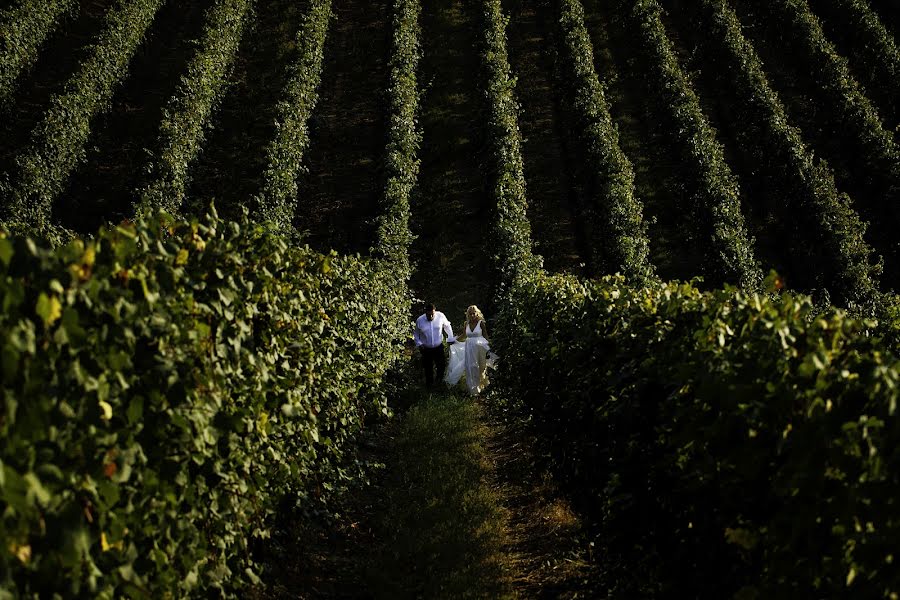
top-left (370, 393), bottom-right (511, 598)
top-left (0, 0), bottom-right (78, 106)
top-left (695, 0), bottom-right (880, 306)
top-left (626, 0), bottom-right (761, 288)
top-left (255, 0), bottom-right (332, 230)
top-left (476, 0), bottom-right (539, 294)
top-left (554, 0), bottom-right (655, 284)
top-left (138, 0), bottom-right (255, 216)
top-left (0, 208), bottom-right (409, 595)
top-left (818, 0), bottom-right (900, 127)
top-left (0, 0), bottom-right (165, 235)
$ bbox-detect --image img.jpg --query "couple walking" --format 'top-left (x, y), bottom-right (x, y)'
top-left (414, 302), bottom-right (496, 395)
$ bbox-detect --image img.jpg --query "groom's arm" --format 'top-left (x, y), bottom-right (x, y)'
top-left (413, 319), bottom-right (424, 347)
top-left (443, 317), bottom-right (456, 343)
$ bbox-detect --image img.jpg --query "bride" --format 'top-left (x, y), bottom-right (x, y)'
top-left (445, 305), bottom-right (497, 395)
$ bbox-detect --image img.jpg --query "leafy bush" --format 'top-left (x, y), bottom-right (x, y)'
top-left (496, 269), bottom-right (900, 598)
top-left (0, 207), bottom-right (409, 596)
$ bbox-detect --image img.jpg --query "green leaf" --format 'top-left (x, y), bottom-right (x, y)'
top-left (35, 292), bottom-right (62, 328)
top-left (0, 238), bottom-right (13, 267)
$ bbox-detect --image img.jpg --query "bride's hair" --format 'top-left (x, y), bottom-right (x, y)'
top-left (465, 305), bottom-right (485, 323)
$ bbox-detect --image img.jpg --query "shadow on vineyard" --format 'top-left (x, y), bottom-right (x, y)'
top-left (186, 0), bottom-right (309, 221)
top-left (292, 0), bottom-right (391, 256)
top-left (0, 0), bottom-right (117, 176)
top-left (581, 0), bottom-right (700, 282)
top-left (501, 0), bottom-right (585, 276)
top-left (54, 0), bottom-right (213, 233)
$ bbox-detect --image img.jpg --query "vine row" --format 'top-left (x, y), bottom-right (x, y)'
top-left (0, 0), bottom-right (166, 236)
top-left (694, 0), bottom-right (880, 306)
top-left (0, 0), bottom-right (78, 106)
top-left (752, 0), bottom-right (900, 242)
top-left (373, 0), bottom-right (421, 275)
top-left (627, 0), bottom-right (761, 289)
top-left (255, 0), bottom-right (332, 231)
top-left (476, 0), bottom-right (539, 295)
top-left (817, 0), bottom-right (900, 128)
top-left (555, 0), bottom-right (656, 285)
top-left (138, 0), bottom-right (255, 217)
top-left (0, 207), bottom-right (411, 595)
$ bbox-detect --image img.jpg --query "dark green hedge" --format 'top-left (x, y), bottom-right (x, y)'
top-left (495, 269), bottom-right (900, 598)
top-left (0, 208), bottom-right (409, 596)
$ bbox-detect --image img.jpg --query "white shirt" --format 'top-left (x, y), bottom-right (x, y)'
top-left (414, 312), bottom-right (455, 348)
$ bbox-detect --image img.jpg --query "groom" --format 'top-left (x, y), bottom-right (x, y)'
top-left (414, 302), bottom-right (456, 388)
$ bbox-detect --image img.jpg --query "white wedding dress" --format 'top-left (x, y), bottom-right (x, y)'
top-left (445, 320), bottom-right (497, 395)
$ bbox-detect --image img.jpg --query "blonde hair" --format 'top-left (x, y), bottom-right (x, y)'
top-left (465, 305), bottom-right (485, 323)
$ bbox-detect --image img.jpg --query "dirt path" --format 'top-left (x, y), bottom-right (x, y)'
top-left (292, 0), bottom-right (391, 256)
top-left (501, 0), bottom-right (585, 276)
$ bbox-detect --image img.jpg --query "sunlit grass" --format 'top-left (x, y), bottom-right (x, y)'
top-left (367, 390), bottom-right (514, 599)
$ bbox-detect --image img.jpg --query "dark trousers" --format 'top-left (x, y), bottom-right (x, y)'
top-left (420, 345), bottom-right (446, 388)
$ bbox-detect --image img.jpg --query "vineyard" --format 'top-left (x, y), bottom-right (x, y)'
top-left (1, 0), bottom-right (899, 597)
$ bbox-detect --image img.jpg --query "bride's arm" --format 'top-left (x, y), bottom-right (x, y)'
top-left (480, 320), bottom-right (488, 340)
top-left (455, 322), bottom-right (467, 342)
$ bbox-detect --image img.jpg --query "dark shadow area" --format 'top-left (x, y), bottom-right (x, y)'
top-left (186, 0), bottom-right (309, 221)
top-left (53, 0), bottom-right (213, 233)
top-left (0, 0), bottom-right (117, 179)
top-left (292, 0), bottom-right (391, 256)
top-left (409, 0), bottom-right (493, 324)
top-left (501, 0), bottom-right (586, 276)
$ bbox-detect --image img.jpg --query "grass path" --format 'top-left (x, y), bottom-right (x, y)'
top-left (254, 375), bottom-right (600, 598)
top-left (368, 391), bottom-right (513, 598)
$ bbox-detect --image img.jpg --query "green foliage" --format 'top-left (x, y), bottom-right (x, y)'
top-left (554, 0), bottom-right (656, 285)
top-left (476, 0), bottom-right (540, 299)
top-left (255, 0), bottom-right (332, 231)
top-left (0, 0), bottom-right (78, 107)
top-left (750, 0), bottom-right (900, 275)
top-left (373, 0), bottom-right (421, 275)
top-left (0, 0), bottom-right (165, 235)
top-left (693, 0), bottom-right (881, 307)
top-left (818, 0), bottom-right (900, 128)
top-left (0, 207), bottom-right (409, 596)
top-left (626, 0), bottom-right (762, 289)
top-left (138, 0), bottom-right (255, 217)
top-left (495, 269), bottom-right (900, 598)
